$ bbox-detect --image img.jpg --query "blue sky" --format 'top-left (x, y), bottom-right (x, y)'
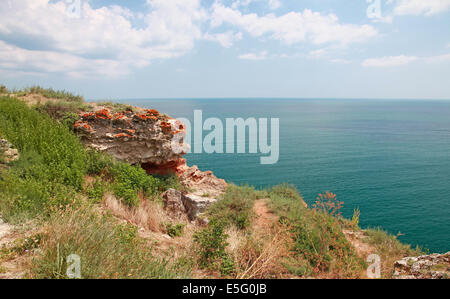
top-left (0, 0), bottom-right (449, 99)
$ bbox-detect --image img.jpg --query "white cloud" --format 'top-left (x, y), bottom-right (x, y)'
top-left (425, 53), bottom-right (450, 63)
top-left (211, 4), bottom-right (378, 46)
top-left (0, 0), bottom-right (207, 77)
top-left (362, 52), bottom-right (450, 67)
top-left (362, 55), bottom-right (418, 67)
top-left (393, 0), bottom-right (450, 16)
top-left (238, 51), bottom-right (268, 60)
top-left (203, 31), bottom-right (243, 48)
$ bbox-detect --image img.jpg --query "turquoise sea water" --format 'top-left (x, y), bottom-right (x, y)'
top-left (119, 98), bottom-right (450, 253)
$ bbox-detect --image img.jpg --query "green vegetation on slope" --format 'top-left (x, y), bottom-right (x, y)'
top-left (0, 95), bottom-right (191, 278)
top-left (267, 184), bottom-right (366, 278)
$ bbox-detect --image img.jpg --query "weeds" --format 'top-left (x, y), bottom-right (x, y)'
top-left (207, 185), bottom-right (257, 230)
top-left (30, 206), bottom-right (191, 279)
top-left (312, 191), bottom-right (343, 217)
top-left (165, 222), bottom-right (185, 238)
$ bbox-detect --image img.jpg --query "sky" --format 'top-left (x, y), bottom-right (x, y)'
top-left (0, 0), bottom-right (449, 100)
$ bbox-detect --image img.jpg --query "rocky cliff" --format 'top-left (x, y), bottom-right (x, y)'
top-left (73, 104), bottom-right (227, 219)
top-left (74, 106), bottom-right (188, 175)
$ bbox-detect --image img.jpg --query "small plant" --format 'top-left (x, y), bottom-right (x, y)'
top-left (165, 222), bottom-right (185, 238)
top-left (85, 178), bottom-right (107, 203)
top-left (313, 191), bottom-right (343, 217)
top-left (193, 220), bottom-right (234, 275)
top-left (206, 185), bottom-right (256, 230)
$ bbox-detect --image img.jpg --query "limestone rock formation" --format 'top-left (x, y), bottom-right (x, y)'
top-left (74, 105), bottom-right (227, 220)
top-left (179, 165), bottom-right (227, 198)
top-left (73, 106), bottom-right (188, 175)
top-left (161, 188), bottom-right (219, 221)
top-left (393, 252), bottom-right (449, 279)
top-left (0, 139), bottom-right (19, 164)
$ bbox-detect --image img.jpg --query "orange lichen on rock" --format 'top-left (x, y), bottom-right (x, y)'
top-left (95, 109), bottom-right (112, 120)
top-left (74, 120), bottom-right (93, 132)
top-left (160, 121), bottom-right (172, 133)
top-left (114, 133), bottom-right (133, 138)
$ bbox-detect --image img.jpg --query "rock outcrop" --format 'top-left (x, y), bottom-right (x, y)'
top-left (161, 188), bottom-right (218, 221)
top-left (73, 106), bottom-right (188, 175)
top-left (0, 139), bottom-right (19, 165)
top-left (179, 165), bottom-right (227, 198)
top-left (73, 105), bottom-right (228, 220)
top-left (393, 252), bottom-right (449, 279)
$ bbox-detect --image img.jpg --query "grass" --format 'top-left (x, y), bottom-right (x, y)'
top-left (364, 227), bottom-right (423, 278)
top-left (0, 96), bottom-right (182, 221)
top-left (13, 86), bottom-right (84, 103)
top-left (29, 205), bottom-right (191, 279)
top-left (0, 96), bottom-right (89, 221)
top-left (267, 184), bottom-right (366, 278)
top-left (206, 185), bottom-right (257, 230)
top-left (0, 89), bottom-right (428, 279)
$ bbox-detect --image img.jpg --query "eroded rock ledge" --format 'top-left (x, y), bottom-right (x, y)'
top-left (73, 105), bottom-right (227, 218)
top-left (393, 252), bottom-right (449, 279)
top-left (74, 106), bottom-right (188, 175)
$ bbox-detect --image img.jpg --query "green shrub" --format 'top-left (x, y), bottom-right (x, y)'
top-left (165, 222), bottom-right (185, 238)
top-left (0, 97), bottom-right (89, 221)
top-left (193, 219), bottom-right (234, 275)
top-left (85, 177), bottom-right (108, 203)
top-left (0, 97), bottom-right (88, 189)
top-left (0, 85), bottom-right (8, 94)
top-left (110, 162), bottom-right (159, 206)
top-left (207, 185), bottom-right (256, 230)
top-left (268, 184), bottom-right (365, 278)
top-left (86, 150), bottom-right (115, 176)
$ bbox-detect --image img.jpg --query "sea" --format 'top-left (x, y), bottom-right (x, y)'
top-left (115, 98), bottom-right (450, 253)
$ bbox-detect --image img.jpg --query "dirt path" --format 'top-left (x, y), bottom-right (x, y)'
top-left (0, 216), bottom-right (27, 279)
top-left (343, 230), bottom-right (378, 279)
top-left (252, 199), bottom-right (278, 231)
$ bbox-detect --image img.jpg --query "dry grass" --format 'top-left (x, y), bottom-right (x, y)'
top-left (103, 193), bottom-right (168, 233)
top-left (364, 228), bottom-right (423, 278)
top-left (229, 225), bottom-right (293, 279)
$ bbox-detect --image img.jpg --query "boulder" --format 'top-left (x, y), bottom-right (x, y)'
top-left (182, 193), bottom-right (218, 221)
top-left (161, 188), bottom-right (218, 221)
top-left (393, 252), bottom-right (449, 279)
top-left (161, 189), bottom-right (186, 219)
top-left (0, 139), bottom-right (19, 164)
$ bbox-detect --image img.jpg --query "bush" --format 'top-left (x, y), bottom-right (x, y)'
top-left (110, 162), bottom-right (161, 206)
top-left (85, 150), bottom-right (115, 176)
top-left (207, 185), bottom-right (256, 230)
top-left (193, 219), bottom-right (234, 275)
top-left (165, 222), bottom-right (185, 238)
top-left (0, 97), bottom-right (88, 189)
top-left (268, 184), bottom-right (365, 278)
top-left (85, 177), bottom-right (108, 203)
top-left (0, 97), bottom-right (88, 220)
